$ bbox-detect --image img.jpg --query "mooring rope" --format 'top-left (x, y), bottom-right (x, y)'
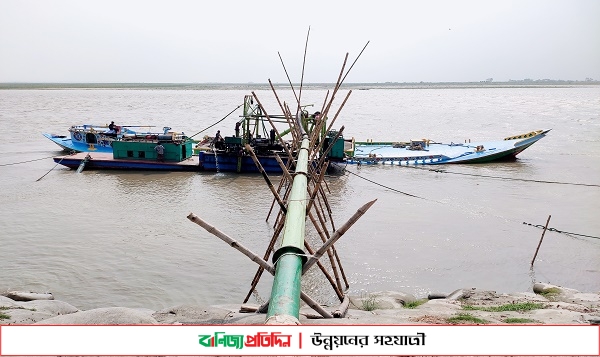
top-left (333, 163), bottom-right (598, 241)
top-left (522, 222), bottom-right (600, 240)
top-left (187, 103), bottom-right (243, 139)
top-left (0, 155), bottom-right (57, 167)
top-left (332, 163), bottom-right (426, 199)
top-left (406, 165), bottom-right (600, 188)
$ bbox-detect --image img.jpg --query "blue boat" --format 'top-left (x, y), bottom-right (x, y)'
top-left (198, 150), bottom-right (289, 173)
top-left (53, 135), bottom-right (197, 171)
top-left (346, 129), bottom-right (550, 165)
top-left (197, 95), bottom-right (346, 173)
top-left (43, 124), bottom-right (181, 153)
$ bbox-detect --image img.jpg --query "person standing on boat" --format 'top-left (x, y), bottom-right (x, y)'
top-left (235, 122), bottom-right (241, 137)
top-left (215, 130), bottom-right (223, 142)
top-left (154, 142), bottom-right (165, 162)
top-left (108, 121), bottom-right (118, 134)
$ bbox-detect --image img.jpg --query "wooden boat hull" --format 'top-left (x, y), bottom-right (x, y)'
top-left (198, 151), bottom-right (287, 173)
top-left (348, 129), bottom-right (549, 165)
top-left (53, 153), bottom-right (200, 171)
top-left (43, 133), bottom-right (114, 153)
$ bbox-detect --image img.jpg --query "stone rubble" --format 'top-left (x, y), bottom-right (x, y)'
top-left (1, 283), bottom-right (598, 326)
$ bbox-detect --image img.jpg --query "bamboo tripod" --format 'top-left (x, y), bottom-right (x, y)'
top-left (187, 35), bottom-right (373, 319)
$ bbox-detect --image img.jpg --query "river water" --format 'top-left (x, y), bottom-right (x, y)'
top-left (0, 84), bottom-right (598, 311)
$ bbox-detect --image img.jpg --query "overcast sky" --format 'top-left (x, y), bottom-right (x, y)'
top-left (1, 0), bottom-right (599, 83)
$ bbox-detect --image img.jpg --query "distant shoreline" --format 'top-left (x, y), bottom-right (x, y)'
top-left (1, 81), bottom-right (599, 90)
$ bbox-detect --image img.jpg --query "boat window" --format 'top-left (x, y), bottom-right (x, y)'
top-left (85, 133), bottom-right (97, 144)
top-left (127, 150), bottom-right (133, 157)
top-left (138, 151), bottom-right (145, 158)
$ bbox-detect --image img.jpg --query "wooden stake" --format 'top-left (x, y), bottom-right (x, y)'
top-left (303, 199), bottom-right (377, 274)
top-left (531, 215), bottom-right (552, 267)
top-left (333, 295), bottom-right (350, 318)
top-left (187, 213), bottom-right (275, 275)
top-left (301, 291), bottom-right (333, 319)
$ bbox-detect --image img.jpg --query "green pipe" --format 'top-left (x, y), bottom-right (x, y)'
top-left (266, 135), bottom-right (310, 323)
top-left (277, 127), bottom-right (292, 139)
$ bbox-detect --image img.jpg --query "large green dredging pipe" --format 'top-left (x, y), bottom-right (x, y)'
top-left (265, 133), bottom-right (311, 324)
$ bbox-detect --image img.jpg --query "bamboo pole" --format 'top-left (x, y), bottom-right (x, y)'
top-left (531, 215), bottom-right (552, 267)
top-left (303, 238), bottom-right (344, 301)
top-left (311, 93), bottom-right (351, 163)
top-left (265, 159), bottom-right (293, 222)
top-left (308, 166), bottom-right (349, 288)
top-left (296, 26), bottom-right (310, 116)
top-left (243, 217), bottom-right (287, 303)
top-left (339, 41), bottom-right (370, 85)
top-left (307, 210), bottom-right (344, 297)
top-left (333, 295), bottom-right (350, 318)
top-left (303, 199), bottom-right (377, 274)
top-left (275, 153), bottom-right (343, 297)
top-left (330, 241), bottom-right (350, 289)
top-left (305, 53), bottom-right (348, 150)
top-left (300, 291), bottom-right (333, 319)
top-left (244, 144), bottom-right (287, 215)
top-left (186, 213), bottom-right (275, 275)
top-left (277, 51), bottom-right (300, 107)
top-left (268, 79), bottom-right (299, 144)
top-left (305, 160), bottom-right (329, 213)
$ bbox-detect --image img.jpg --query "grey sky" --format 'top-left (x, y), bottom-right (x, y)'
top-left (1, 0), bottom-right (599, 83)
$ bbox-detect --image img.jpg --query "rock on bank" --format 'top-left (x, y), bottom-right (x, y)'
top-left (1, 284), bottom-right (599, 325)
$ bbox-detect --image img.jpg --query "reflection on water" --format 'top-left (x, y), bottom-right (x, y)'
top-left (0, 87), bottom-right (598, 311)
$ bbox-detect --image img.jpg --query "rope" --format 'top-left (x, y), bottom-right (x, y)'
top-left (188, 103), bottom-right (243, 139)
top-left (333, 163), bottom-right (599, 242)
top-left (405, 165), bottom-right (599, 188)
top-left (522, 222), bottom-right (600, 240)
top-left (332, 163), bottom-right (426, 199)
top-left (0, 155), bottom-right (57, 166)
top-left (35, 151), bottom-right (78, 181)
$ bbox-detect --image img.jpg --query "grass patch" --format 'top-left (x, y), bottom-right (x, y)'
top-left (462, 302), bottom-right (545, 312)
top-left (537, 287), bottom-right (562, 300)
top-left (446, 313), bottom-right (488, 324)
top-left (0, 312), bottom-right (10, 320)
top-left (403, 299), bottom-right (428, 309)
top-left (504, 317), bottom-right (539, 324)
top-left (0, 306), bottom-right (35, 312)
top-left (360, 293), bottom-right (379, 311)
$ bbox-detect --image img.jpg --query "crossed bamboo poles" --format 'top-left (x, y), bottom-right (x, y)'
top-left (187, 41), bottom-right (373, 320)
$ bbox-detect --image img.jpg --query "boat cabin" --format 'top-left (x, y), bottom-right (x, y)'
top-left (112, 136), bottom-right (193, 162)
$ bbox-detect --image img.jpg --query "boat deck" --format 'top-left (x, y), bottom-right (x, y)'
top-left (54, 152), bottom-right (200, 171)
top-left (349, 130), bottom-right (548, 165)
